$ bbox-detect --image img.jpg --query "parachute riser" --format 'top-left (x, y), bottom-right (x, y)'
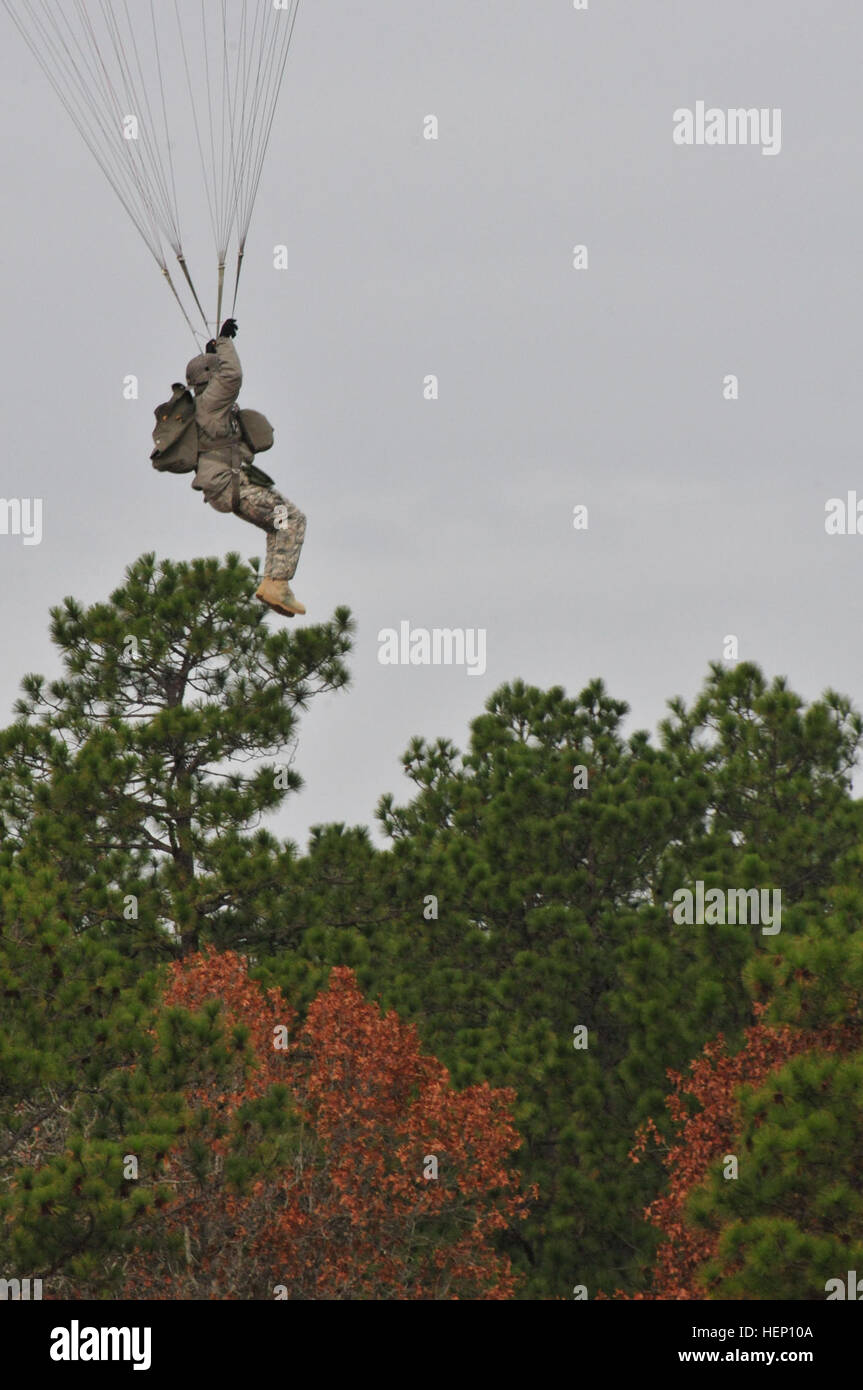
top-left (231, 247), bottom-right (246, 318)
top-left (216, 262), bottom-right (226, 337)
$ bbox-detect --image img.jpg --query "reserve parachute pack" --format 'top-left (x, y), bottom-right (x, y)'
top-left (151, 392), bottom-right (275, 485)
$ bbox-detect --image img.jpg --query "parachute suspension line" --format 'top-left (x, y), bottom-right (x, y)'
top-left (13, 1), bottom-right (146, 248)
top-left (223, 3), bottom-right (256, 313)
top-left (3, 0), bottom-right (167, 267)
top-left (89, 0), bottom-right (176, 244)
top-left (222, 4), bottom-right (255, 320)
top-left (4, 0), bottom-right (304, 332)
top-left (199, 0), bottom-right (222, 269)
top-left (87, 0), bottom-right (210, 357)
top-left (82, 0), bottom-right (206, 333)
top-left (218, 0), bottom-right (232, 260)
top-left (100, 0), bottom-right (183, 251)
top-left (235, 1), bottom-right (264, 235)
top-left (173, 0), bottom-right (218, 261)
top-left (226, 0), bottom-right (303, 317)
top-left (234, 0), bottom-right (253, 199)
top-left (77, 0), bottom-right (186, 289)
top-left (221, 0), bottom-right (260, 270)
top-left (237, 0), bottom-right (302, 249)
top-left (162, 266), bottom-right (204, 349)
top-left (203, 0), bottom-right (231, 319)
top-left (172, 0), bottom-right (211, 243)
top-left (176, 253), bottom-right (210, 335)
top-left (148, 0), bottom-right (181, 251)
top-left (233, 0), bottom-right (276, 242)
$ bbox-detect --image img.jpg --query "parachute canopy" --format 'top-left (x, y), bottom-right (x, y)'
top-left (3, 0), bottom-right (303, 340)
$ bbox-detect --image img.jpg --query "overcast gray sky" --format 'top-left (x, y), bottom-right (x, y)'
top-left (1, 0), bottom-right (861, 849)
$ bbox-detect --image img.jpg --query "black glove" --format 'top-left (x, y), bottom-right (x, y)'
top-left (220, 319), bottom-right (238, 339)
top-left (205, 339), bottom-right (217, 354)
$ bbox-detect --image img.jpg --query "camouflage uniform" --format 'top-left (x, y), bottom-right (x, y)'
top-left (206, 478), bottom-right (306, 581)
top-left (188, 336), bottom-right (306, 582)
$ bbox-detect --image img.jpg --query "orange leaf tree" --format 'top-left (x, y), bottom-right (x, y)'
top-left (121, 950), bottom-right (532, 1299)
top-left (615, 1010), bottom-right (860, 1299)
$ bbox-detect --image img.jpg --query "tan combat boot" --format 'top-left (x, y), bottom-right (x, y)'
top-left (255, 578), bottom-right (306, 618)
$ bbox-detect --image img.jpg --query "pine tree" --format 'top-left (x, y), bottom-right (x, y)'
top-left (0, 552), bottom-right (354, 1290)
top-left (0, 552), bottom-right (353, 957)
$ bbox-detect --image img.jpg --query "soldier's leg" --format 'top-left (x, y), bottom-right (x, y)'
top-left (235, 483), bottom-right (307, 581)
top-left (267, 491), bottom-right (307, 582)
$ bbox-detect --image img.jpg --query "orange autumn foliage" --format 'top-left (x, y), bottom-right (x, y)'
top-left (122, 950), bottom-right (532, 1300)
top-left (609, 1009), bottom-right (860, 1300)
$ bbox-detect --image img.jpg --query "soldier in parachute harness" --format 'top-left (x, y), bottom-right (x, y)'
top-left (151, 319), bottom-right (306, 618)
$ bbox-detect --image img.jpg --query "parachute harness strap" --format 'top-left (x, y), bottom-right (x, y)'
top-left (229, 431), bottom-right (243, 516)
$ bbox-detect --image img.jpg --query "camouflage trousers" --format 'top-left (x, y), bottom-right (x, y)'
top-left (209, 480), bottom-right (306, 581)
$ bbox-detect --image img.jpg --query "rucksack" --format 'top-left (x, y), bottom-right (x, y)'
top-left (150, 384), bottom-right (198, 474)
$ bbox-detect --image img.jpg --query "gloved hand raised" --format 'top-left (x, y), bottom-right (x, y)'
top-left (220, 319), bottom-right (238, 339)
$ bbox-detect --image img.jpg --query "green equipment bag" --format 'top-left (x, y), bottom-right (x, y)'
top-left (242, 461), bottom-right (275, 488)
top-left (151, 384), bottom-right (198, 474)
